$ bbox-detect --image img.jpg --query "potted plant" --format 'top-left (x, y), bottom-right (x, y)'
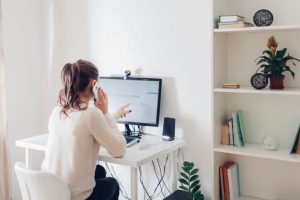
top-left (178, 161), bottom-right (204, 200)
top-left (256, 36), bottom-right (300, 89)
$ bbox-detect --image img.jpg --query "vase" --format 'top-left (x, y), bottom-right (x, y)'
top-left (270, 75), bottom-right (285, 89)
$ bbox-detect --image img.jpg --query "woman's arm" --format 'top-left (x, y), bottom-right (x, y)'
top-left (88, 108), bottom-right (126, 158)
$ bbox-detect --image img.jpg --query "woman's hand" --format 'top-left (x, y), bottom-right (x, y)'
top-left (95, 89), bottom-right (108, 114)
top-left (116, 103), bottom-right (131, 119)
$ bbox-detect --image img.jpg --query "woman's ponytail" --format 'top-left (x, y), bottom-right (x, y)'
top-left (58, 59), bottom-right (99, 117)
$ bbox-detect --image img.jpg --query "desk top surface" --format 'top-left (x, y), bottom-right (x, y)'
top-left (16, 134), bottom-right (186, 168)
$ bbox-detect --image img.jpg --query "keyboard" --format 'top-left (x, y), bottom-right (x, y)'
top-left (124, 136), bottom-right (140, 147)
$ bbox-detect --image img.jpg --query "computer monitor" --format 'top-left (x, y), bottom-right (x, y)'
top-left (99, 77), bottom-right (162, 135)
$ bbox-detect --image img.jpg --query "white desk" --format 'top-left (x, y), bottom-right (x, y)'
top-left (16, 134), bottom-right (186, 200)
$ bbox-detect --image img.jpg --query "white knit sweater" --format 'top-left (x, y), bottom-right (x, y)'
top-left (41, 106), bottom-right (126, 200)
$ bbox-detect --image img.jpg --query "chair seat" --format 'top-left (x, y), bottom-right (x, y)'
top-left (163, 190), bottom-right (193, 200)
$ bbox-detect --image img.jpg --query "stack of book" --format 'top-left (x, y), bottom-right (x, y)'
top-left (218, 15), bottom-right (254, 29)
top-left (222, 83), bottom-right (240, 89)
top-left (290, 123), bottom-right (300, 154)
top-left (220, 111), bottom-right (245, 147)
top-left (219, 161), bottom-right (240, 200)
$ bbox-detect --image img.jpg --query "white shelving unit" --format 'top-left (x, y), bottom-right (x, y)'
top-left (214, 25), bottom-right (300, 34)
top-left (213, 0), bottom-right (300, 199)
top-left (214, 87), bottom-right (300, 96)
top-left (215, 144), bottom-right (300, 163)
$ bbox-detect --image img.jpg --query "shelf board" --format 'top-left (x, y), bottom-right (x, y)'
top-left (214, 143), bottom-right (300, 163)
top-left (214, 25), bottom-right (300, 34)
top-left (214, 86), bottom-right (300, 96)
top-left (239, 195), bottom-right (264, 200)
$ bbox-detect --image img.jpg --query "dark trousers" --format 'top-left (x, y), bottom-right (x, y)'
top-left (86, 165), bottom-right (120, 200)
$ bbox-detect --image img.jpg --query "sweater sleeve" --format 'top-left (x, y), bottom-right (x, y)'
top-left (88, 108), bottom-right (126, 158)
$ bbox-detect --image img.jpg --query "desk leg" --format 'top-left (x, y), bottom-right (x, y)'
top-left (25, 148), bottom-right (32, 168)
top-left (171, 151), bottom-right (178, 192)
top-left (131, 167), bottom-right (138, 200)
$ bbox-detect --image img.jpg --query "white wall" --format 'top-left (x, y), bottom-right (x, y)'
top-left (3, 0), bottom-right (213, 199)
top-left (2, 0), bottom-right (51, 199)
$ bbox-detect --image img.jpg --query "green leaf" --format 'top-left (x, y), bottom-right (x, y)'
top-left (182, 166), bottom-right (190, 174)
top-left (190, 168), bottom-right (199, 175)
top-left (263, 50), bottom-right (273, 58)
top-left (183, 162), bottom-right (194, 171)
top-left (192, 185), bottom-right (200, 194)
top-left (256, 58), bottom-right (269, 65)
top-left (276, 48), bottom-right (287, 58)
top-left (194, 191), bottom-right (204, 200)
top-left (284, 55), bottom-right (300, 62)
top-left (179, 178), bottom-right (189, 185)
top-left (190, 175), bottom-right (199, 182)
top-left (179, 185), bottom-right (189, 191)
top-left (191, 180), bottom-right (200, 189)
top-left (180, 172), bottom-right (189, 180)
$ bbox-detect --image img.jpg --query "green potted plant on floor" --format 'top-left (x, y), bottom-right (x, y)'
top-left (256, 36), bottom-right (300, 89)
top-left (179, 161), bottom-right (204, 200)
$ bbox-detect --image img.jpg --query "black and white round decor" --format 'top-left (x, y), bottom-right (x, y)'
top-left (251, 73), bottom-right (268, 89)
top-left (253, 9), bottom-right (273, 26)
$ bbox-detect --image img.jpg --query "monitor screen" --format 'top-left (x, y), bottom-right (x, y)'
top-left (99, 77), bottom-right (162, 127)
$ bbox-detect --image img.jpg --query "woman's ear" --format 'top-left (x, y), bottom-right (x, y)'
top-left (87, 79), bottom-right (96, 92)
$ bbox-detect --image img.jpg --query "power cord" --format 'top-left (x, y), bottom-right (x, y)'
top-left (156, 158), bottom-right (171, 194)
top-left (104, 162), bottom-right (131, 200)
top-left (151, 161), bottom-right (165, 197)
top-left (139, 166), bottom-right (153, 200)
top-left (139, 154), bottom-right (170, 200)
top-left (176, 148), bottom-right (185, 188)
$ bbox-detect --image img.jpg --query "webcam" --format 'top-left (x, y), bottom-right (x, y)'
top-left (124, 70), bottom-right (131, 79)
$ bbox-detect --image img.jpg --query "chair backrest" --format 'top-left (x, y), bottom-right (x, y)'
top-left (14, 162), bottom-right (71, 200)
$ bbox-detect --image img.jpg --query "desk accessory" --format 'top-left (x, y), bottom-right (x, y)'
top-left (162, 117), bottom-right (175, 141)
top-left (250, 73), bottom-right (268, 89)
top-left (263, 136), bottom-right (278, 151)
top-left (253, 9), bottom-right (273, 26)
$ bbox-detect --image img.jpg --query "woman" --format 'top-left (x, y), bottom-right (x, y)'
top-left (42, 59), bottom-right (128, 200)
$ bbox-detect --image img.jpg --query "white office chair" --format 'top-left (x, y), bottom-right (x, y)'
top-left (14, 162), bottom-right (71, 200)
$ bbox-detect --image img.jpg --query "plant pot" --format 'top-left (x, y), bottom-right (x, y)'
top-left (270, 75), bottom-right (285, 89)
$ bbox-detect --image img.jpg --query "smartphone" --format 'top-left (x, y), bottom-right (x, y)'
top-left (93, 82), bottom-right (101, 101)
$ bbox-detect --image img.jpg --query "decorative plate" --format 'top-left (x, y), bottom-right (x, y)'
top-left (250, 73), bottom-right (268, 89)
top-left (253, 9), bottom-right (273, 26)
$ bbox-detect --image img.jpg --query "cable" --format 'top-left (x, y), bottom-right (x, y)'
top-left (176, 148), bottom-right (185, 188)
top-left (104, 163), bottom-right (130, 200)
top-left (152, 161), bottom-right (165, 197)
top-left (155, 156), bottom-right (170, 194)
top-left (104, 162), bottom-right (131, 200)
top-left (139, 166), bottom-right (153, 200)
top-left (157, 158), bottom-right (171, 194)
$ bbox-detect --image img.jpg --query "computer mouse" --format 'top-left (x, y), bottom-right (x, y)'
top-left (138, 143), bottom-right (151, 150)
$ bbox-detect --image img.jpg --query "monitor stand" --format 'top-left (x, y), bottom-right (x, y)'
top-left (123, 124), bottom-right (143, 138)
top-left (124, 124), bottom-right (132, 136)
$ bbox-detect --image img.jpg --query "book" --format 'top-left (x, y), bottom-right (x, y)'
top-left (290, 123), bottom-right (300, 154)
top-left (218, 21), bottom-right (254, 29)
top-left (228, 119), bottom-right (234, 145)
top-left (222, 83), bottom-right (240, 89)
top-left (219, 166), bottom-right (225, 200)
top-left (221, 123), bottom-right (230, 145)
top-left (219, 15), bottom-right (245, 23)
top-left (227, 163), bottom-right (240, 200)
top-left (237, 111), bottom-right (245, 145)
top-left (222, 161), bottom-right (234, 200)
top-left (232, 112), bottom-right (244, 146)
top-left (296, 133), bottom-right (300, 154)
